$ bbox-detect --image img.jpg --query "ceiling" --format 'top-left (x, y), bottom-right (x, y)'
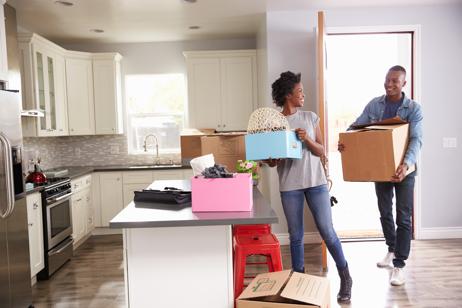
top-left (7, 0), bottom-right (460, 44)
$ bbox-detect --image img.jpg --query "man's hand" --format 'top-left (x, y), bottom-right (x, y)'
top-left (391, 163), bottom-right (409, 182)
top-left (338, 141), bottom-right (345, 152)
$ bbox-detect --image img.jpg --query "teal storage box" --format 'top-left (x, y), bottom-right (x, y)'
top-left (245, 130), bottom-right (302, 161)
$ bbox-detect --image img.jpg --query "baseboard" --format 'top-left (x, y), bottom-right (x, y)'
top-left (274, 232), bottom-right (322, 245)
top-left (418, 227), bottom-right (462, 239)
top-left (92, 227), bottom-right (123, 235)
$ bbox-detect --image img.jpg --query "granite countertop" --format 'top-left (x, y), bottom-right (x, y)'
top-left (110, 180), bottom-right (278, 229)
top-left (47, 164), bottom-right (192, 180)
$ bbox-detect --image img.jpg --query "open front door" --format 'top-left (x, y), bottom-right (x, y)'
top-left (316, 11), bottom-right (328, 271)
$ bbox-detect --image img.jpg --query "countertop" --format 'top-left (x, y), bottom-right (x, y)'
top-left (47, 164), bottom-right (192, 180)
top-left (110, 180), bottom-right (278, 228)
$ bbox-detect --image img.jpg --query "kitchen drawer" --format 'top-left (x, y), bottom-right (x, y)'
top-left (122, 171), bottom-right (153, 184)
top-left (71, 174), bottom-right (92, 192)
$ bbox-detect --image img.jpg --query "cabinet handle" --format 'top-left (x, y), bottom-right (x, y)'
top-left (217, 124), bottom-right (221, 128)
top-left (33, 202), bottom-right (39, 209)
top-left (76, 198), bottom-right (82, 202)
top-left (223, 124), bottom-right (226, 128)
top-left (28, 223), bottom-right (33, 227)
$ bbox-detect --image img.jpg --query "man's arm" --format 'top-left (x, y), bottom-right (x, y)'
top-left (403, 103), bottom-right (423, 167)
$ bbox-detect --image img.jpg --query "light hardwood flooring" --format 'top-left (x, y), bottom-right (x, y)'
top-left (32, 236), bottom-right (462, 307)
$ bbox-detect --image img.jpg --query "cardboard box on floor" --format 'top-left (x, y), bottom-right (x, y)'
top-left (236, 270), bottom-right (330, 308)
top-left (180, 129), bottom-right (246, 172)
top-left (339, 117), bottom-right (415, 182)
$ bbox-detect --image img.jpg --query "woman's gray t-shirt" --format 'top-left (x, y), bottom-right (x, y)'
top-left (277, 110), bottom-right (327, 192)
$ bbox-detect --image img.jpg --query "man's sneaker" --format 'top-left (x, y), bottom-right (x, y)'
top-left (377, 252), bottom-right (394, 268)
top-left (390, 267), bottom-right (405, 286)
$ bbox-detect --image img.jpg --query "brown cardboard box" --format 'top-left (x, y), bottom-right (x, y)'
top-left (236, 270), bottom-right (330, 308)
top-left (339, 118), bottom-right (415, 182)
top-left (200, 133), bottom-right (246, 172)
top-left (180, 129), bottom-right (246, 171)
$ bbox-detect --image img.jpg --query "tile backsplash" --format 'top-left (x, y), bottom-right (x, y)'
top-left (23, 135), bottom-right (181, 171)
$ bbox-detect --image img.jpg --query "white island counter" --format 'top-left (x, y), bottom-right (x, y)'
top-left (110, 180), bottom-right (278, 308)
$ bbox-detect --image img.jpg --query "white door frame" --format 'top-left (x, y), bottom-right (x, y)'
top-left (325, 24), bottom-right (423, 240)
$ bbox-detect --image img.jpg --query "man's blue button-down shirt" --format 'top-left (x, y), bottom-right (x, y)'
top-left (349, 93), bottom-right (423, 167)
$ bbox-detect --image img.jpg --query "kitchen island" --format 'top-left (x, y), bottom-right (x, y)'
top-left (110, 180), bottom-right (278, 308)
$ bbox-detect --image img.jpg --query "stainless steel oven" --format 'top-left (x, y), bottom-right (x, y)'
top-left (46, 190), bottom-right (73, 248)
top-left (38, 177), bottom-right (74, 280)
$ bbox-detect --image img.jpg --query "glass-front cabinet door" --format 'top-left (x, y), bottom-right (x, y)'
top-left (33, 44), bottom-right (67, 136)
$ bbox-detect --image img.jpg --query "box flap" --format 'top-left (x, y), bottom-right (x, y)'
top-left (351, 116), bottom-right (407, 129)
top-left (280, 272), bottom-right (329, 306)
top-left (238, 270), bottom-right (292, 300)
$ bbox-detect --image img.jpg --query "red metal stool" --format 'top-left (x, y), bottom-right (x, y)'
top-left (232, 224), bottom-right (271, 236)
top-left (233, 232), bottom-right (283, 299)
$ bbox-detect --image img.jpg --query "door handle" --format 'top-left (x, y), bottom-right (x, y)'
top-left (0, 132), bottom-right (15, 218)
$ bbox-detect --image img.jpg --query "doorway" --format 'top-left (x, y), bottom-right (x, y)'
top-left (325, 31), bottom-right (414, 239)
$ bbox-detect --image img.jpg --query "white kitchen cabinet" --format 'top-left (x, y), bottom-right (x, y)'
top-left (18, 33), bottom-right (68, 137)
top-left (26, 192), bottom-right (44, 278)
top-left (184, 50), bottom-right (257, 131)
top-left (71, 174), bottom-right (93, 246)
top-left (122, 171), bottom-right (152, 207)
top-left (99, 172), bottom-right (124, 227)
top-left (66, 52), bottom-right (95, 135)
top-left (0, 2), bottom-right (8, 82)
top-left (71, 190), bottom-right (86, 244)
top-left (152, 169), bottom-right (184, 180)
top-left (93, 53), bottom-right (123, 135)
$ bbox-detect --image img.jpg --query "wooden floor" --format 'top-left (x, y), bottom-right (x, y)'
top-left (32, 235), bottom-right (462, 307)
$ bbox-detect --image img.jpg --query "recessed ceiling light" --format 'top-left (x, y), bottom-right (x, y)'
top-left (90, 29), bottom-right (105, 33)
top-left (54, 0), bottom-right (74, 6)
top-left (183, 0), bottom-right (197, 3)
top-left (189, 26), bottom-right (200, 30)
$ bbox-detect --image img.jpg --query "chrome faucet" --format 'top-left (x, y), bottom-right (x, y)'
top-left (143, 134), bottom-right (160, 164)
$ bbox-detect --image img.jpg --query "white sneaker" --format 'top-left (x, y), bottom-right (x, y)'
top-left (377, 252), bottom-right (394, 268)
top-left (390, 267), bottom-right (405, 286)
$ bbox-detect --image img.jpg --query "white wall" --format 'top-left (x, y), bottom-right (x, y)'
top-left (263, 3), bottom-right (462, 240)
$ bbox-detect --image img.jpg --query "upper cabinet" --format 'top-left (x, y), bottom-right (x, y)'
top-left (65, 52), bottom-right (95, 135)
top-left (92, 53), bottom-right (123, 135)
top-left (0, 2), bottom-right (8, 82)
top-left (18, 32), bottom-right (123, 137)
top-left (19, 33), bottom-right (68, 137)
top-left (184, 50), bottom-right (257, 131)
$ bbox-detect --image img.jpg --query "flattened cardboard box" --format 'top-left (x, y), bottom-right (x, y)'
top-left (339, 117), bottom-right (415, 182)
top-left (237, 270), bottom-right (330, 308)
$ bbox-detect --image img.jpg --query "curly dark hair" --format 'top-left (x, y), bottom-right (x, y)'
top-left (271, 71), bottom-right (301, 107)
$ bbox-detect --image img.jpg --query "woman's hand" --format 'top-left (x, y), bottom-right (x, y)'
top-left (263, 158), bottom-right (280, 167)
top-left (295, 128), bottom-right (309, 143)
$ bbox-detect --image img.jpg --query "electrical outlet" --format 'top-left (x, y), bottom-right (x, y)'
top-left (443, 137), bottom-right (457, 148)
top-left (110, 145), bottom-right (120, 154)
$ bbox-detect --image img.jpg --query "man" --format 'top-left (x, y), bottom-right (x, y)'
top-left (338, 65), bottom-right (423, 286)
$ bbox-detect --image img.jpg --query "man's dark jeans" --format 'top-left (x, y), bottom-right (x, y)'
top-left (375, 172), bottom-right (415, 268)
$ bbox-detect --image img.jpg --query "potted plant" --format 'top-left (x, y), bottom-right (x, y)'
top-left (236, 160), bottom-right (260, 186)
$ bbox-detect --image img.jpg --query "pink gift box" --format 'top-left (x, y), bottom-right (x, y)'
top-left (191, 173), bottom-right (253, 212)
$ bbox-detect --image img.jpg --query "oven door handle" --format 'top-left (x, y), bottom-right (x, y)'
top-left (51, 192), bottom-right (73, 203)
top-left (49, 238), bottom-right (74, 256)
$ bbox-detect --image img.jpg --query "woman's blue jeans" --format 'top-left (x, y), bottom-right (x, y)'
top-left (280, 184), bottom-right (347, 272)
top-left (375, 172), bottom-right (415, 268)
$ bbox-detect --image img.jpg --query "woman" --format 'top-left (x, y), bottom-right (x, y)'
top-left (267, 71), bottom-right (352, 303)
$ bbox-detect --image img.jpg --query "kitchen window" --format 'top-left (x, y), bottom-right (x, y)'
top-left (125, 74), bottom-right (186, 154)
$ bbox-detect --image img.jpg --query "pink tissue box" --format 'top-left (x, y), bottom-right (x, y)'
top-left (191, 173), bottom-right (253, 212)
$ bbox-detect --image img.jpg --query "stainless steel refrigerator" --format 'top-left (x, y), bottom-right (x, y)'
top-left (0, 89), bottom-right (33, 308)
